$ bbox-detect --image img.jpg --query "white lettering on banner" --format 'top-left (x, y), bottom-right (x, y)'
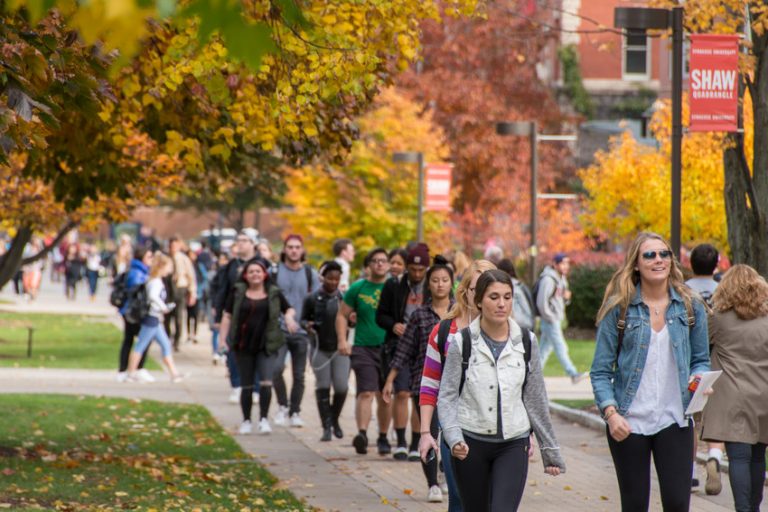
top-left (690, 69), bottom-right (737, 91)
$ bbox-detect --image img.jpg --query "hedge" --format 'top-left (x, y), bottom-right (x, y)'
top-left (566, 264), bottom-right (619, 328)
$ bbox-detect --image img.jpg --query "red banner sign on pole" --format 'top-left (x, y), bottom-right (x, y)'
top-left (689, 34), bottom-right (740, 132)
top-left (424, 163), bottom-right (452, 212)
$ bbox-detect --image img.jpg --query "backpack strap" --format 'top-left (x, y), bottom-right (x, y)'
top-left (459, 327), bottom-right (472, 396)
top-left (305, 264), bottom-right (313, 294)
top-left (615, 305), bottom-right (628, 369)
top-left (437, 318), bottom-right (453, 367)
top-left (521, 328), bottom-right (532, 388)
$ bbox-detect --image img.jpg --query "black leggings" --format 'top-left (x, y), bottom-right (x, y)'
top-left (119, 317), bottom-right (147, 372)
top-left (186, 302), bottom-right (198, 338)
top-left (412, 396), bottom-right (439, 487)
top-left (236, 351), bottom-right (278, 421)
top-left (452, 435), bottom-right (529, 512)
top-left (607, 421), bottom-right (693, 512)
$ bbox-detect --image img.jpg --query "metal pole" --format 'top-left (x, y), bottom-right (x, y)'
top-left (417, 152), bottom-right (425, 243)
top-left (671, 7), bottom-right (683, 257)
top-left (530, 122), bottom-right (538, 285)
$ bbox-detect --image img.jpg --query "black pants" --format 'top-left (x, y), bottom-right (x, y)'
top-left (186, 302), bottom-right (198, 339)
top-left (273, 333), bottom-right (309, 415)
top-left (452, 435), bottom-right (529, 512)
top-left (236, 350), bottom-right (278, 421)
top-left (412, 396), bottom-right (439, 487)
top-left (119, 317), bottom-right (147, 372)
top-left (607, 421), bottom-right (693, 512)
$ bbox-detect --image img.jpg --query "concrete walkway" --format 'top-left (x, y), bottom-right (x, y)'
top-left (0, 280), bottom-right (751, 511)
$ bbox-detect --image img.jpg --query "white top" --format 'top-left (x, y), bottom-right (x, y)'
top-left (625, 325), bottom-right (686, 435)
top-left (86, 253), bottom-right (102, 272)
top-left (335, 257), bottom-right (351, 292)
top-left (146, 277), bottom-right (171, 320)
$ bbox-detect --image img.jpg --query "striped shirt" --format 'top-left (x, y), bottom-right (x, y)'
top-left (419, 318), bottom-right (458, 407)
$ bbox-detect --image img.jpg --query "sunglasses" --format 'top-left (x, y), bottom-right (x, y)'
top-left (641, 250), bottom-right (673, 261)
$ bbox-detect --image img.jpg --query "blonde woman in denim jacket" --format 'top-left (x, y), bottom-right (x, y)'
top-left (590, 232), bottom-right (710, 512)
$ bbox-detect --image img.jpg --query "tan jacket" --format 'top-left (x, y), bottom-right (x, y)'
top-left (701, 310), bottom-right (768, 444)
top-left (172, 251), bottom-right (197, 298)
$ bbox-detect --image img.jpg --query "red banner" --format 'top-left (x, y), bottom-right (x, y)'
top-left (689, 34), bottom-right (740, 132)
top-left (424, 163), bottom-right (452, 212)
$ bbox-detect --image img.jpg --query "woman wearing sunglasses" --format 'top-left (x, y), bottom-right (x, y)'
top-left (590, 232), bottom-right (709, 512)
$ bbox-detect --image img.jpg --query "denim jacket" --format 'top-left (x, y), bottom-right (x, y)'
top-left (590, 285), bottom-right (710, 417)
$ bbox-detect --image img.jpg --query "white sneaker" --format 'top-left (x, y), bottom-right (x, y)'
top-left (289, 413), bottom-right (304, 428)
top-left (228, 387), bottom-right (241, 404)
top-left (116, 372), bottom-right (128, 383)
top-left (257, 418), bottom-right (272, 435)
top-left (274, 406), bottom-right (289, 426)
top-left (238, 420), bottom-right (252, 435)
top-left (135, 369), bottom-right (156, 383)
top-left (428, 485), bottom-right (443, 503)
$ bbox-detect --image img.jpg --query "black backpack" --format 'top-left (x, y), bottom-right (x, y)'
top-left (109, 273), bottom-right (129, 308)
top-left (124, 284), bottom-right (150, 324)
top-left (436, 319), bottom-right (532, 395)
top-left (530, 274), bottom-right (556, 318)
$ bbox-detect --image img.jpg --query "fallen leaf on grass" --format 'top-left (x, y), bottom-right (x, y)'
top-left (1, 468), bottom-right (14, 476)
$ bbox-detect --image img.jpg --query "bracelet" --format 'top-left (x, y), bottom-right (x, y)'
top-left (419, 431), bottom-right (431, 435)
top-left (603, 409), bottom-right (617, 422)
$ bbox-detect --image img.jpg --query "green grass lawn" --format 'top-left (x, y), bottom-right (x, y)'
top-left (552, 398), bottom-right (596, 410)
top-left (0, 312), bottom-right (159, 370)
top-left (541, 338), bottom-right (595, 377)
top-left (0, 394), bottom-right (305, 511)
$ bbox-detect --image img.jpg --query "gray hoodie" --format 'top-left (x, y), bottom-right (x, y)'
top-left (536, 266), bottom-right (568, 324)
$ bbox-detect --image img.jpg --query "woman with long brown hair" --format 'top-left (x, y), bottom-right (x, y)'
top-left (590, 232), bottom-right (709, 511)
top-left (702, 264), bottom-right (768, 512)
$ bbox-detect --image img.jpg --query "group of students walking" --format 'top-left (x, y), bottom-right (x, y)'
top-left (111, 228), bottom-right (768, 512)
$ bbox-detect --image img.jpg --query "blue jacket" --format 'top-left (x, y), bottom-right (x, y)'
top-left (590, 285), bottom-right (710, 417)
top-left (119, 259), bottom-right (150, 316)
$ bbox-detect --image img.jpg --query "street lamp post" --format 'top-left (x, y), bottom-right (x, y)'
top-left (615, 6), bottom-right (684, 257)
top-left (392, 151), bottom-right (425, 242)
top-left (496, 121), bottom-right (538, 285)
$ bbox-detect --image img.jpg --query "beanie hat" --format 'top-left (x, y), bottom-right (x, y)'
top-left (407, 243), bottom-right (430, 266)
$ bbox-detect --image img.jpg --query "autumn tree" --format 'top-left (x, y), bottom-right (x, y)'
top-left (650, 0), bottom-right (768, 275)
top-left (396, 0), bottom-right (589, 259)
top-left (579, 95), bottom-right (744, 250)
top-left (284, 87), bottom-right (450, 256)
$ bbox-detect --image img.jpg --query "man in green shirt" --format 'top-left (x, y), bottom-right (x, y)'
top-left (336, 247), bottom-right (391, 456)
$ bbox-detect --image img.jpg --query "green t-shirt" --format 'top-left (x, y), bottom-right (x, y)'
top-left (343, 279), bottom-right (386, 347)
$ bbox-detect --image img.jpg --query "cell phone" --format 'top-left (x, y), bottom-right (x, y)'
top-left (425, 448), bottom-right (436, 463)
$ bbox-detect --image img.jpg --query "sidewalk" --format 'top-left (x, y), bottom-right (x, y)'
top-left (0, 282), bottom-right (745, 511)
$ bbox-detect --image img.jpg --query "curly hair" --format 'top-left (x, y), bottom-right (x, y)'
top-left (712, 264), bottom-right (768, 320)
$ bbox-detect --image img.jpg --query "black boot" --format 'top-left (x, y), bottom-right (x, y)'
top-left (330, 391), bottom-right (347, 439)
top-left (316, 389), bottom-right (332, 442)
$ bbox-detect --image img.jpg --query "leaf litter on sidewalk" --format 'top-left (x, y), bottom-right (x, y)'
top-left (0, 394), bottom-right (309, 511)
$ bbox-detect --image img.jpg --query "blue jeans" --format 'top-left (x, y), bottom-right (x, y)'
top-left (211, 327), bottom-right (220, 355)
top-left (441, 435), bottom-right (463, 512)
top-left (539, 319), bottom-right (577, 377)
top-left (134, 322), bottom-right (172, 358)
top-left (725, 442), bottom-right (766, 512)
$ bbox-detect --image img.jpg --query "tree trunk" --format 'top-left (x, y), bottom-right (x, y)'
top-left (723, 30), bottom-right (768, 277)
top-left (0, 227), bottom-right (33, 290)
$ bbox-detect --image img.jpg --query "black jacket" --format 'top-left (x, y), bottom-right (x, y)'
top-left (376, 274), bottom-right (417, 348)
top-left (213, 257), bottom-right (246, 323)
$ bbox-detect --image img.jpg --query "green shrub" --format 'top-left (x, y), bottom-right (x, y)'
top-left (567, 264), bottom-right (618, 328)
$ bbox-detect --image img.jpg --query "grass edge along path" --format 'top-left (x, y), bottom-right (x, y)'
top-left (0, 394), bottom-right (307, 511)
top-left (0, 311), bottom-right (160, 370)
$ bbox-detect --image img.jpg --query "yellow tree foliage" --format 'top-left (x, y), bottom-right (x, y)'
top-left (580, 94), bottom-right (754, 250)
top-left (284, 87), bottom-right (451, 256)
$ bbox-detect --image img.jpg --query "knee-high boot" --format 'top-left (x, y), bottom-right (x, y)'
top-left (316, 389), bottom-right (332, 442)
top-left (330, 390), bottom-right (347, 439)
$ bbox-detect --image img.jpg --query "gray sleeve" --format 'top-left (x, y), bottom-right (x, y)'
top-left (522, 333), bottom-right (566, 472)
top-left (311, 268), bottom-right (321, 293)
top-left (537, 276), bottom-right (557, 323)
top-left (437, 332), bottom-right (465, 450)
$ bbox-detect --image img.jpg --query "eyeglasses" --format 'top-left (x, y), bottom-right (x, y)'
top-left (641, 250), bottom-right (673, 261)
top-left (468, 286), bottom-right (476, 293)
top-left (370, 259), bottom-right (388, 265)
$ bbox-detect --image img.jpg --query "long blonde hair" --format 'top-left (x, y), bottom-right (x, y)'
top-left (149, 253), bottom-right (172, 279)
top-left (596, 232), bottom-right (696, 323)
top-left (452, 251), bottom-right (471, 280)
top-left (446, 259), bottom-right (497, 320)
top-left (712, 264), bottom-right (768, 320)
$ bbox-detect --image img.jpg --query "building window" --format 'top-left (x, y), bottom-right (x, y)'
top-left (623, 29), bottom-right (649, 80)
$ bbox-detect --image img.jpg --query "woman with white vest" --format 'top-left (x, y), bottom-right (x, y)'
top-left (438, 269), bottom-right (564, 512)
